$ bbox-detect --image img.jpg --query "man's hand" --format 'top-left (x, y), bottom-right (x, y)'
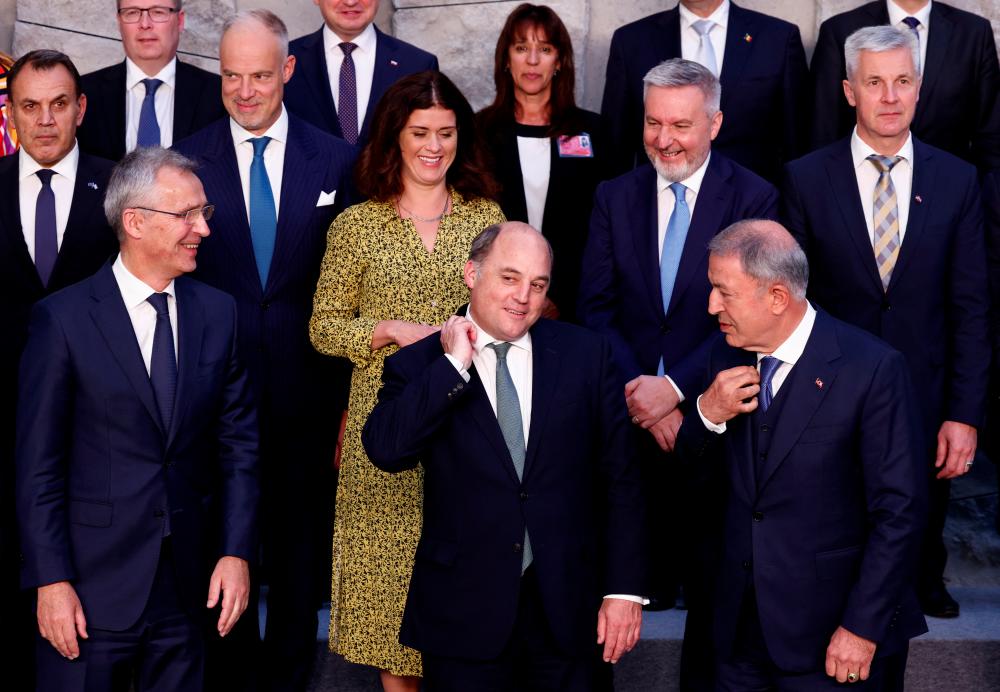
top-left (440, 316), bottom-right (477, 370)
top-left (935, 421), bottom-right (977, 479)
top-left (625, 375), bottom-right (680, 428)
top-left (596, 598), bottom-right (642, 664)
top-left (825, 626), bottom-right (876, 683)
top-left (37, 581), bottom-right (88, 659)
top-left (649, 409), bottom-right (683, 451)
top-left (698, 366), bottom-right (760, 425)
top-left (207, 556), bottom-right (250, 637)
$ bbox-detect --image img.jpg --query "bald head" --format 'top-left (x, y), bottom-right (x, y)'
top-left (469, 221), bottom-right (553, 272)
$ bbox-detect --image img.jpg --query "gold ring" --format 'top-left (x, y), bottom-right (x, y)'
top-left (847, 672), bottom-right (858, 683)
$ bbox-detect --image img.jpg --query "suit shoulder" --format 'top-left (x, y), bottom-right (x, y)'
top-left (290, 115), bottom-right (355, 157)
top-left (613, 11), bottom-right (671, 42)
top-left (78, 152), bottom-right (116, 177)
top-left (378, 29), bottom-right (438, 66)
top-left (915, 140), bottom-right (978, 181)
top-left (177, 276), bottom-right (237, 310)
top-left (733, 5), bottom-right (800, 35)
top-left (716, 153), bottom-right (777, 194)
top-left (935, 1), bottom-right (995, 33)
top-left (786, 139), bottom-right (845, 172)
top-left (826, 312), bottom-right (898, 361)
top-left (289, 27), bottom-right (323, 55)
top-left (599, 164), bottom-right (654, 197)
top-left (81, 61), bottom-right (123, 84)
top-left (820, 1), bottom-right (879, 33)
top-left (177, 60), bottom-right (220, 84)
top-left (173, 117), bottom-right (229, 153)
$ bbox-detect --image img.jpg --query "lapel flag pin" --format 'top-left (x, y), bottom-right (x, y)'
top-left (389, 59), bottom-right (399, 66)
top-left (815, 378), bottom-right (824, 390)
top-left (744, 33), bottom-right (752, 42)
top-left (88, 181), bottom-right (98, 190)
top-left (914, 195), bottom-right (923, 204)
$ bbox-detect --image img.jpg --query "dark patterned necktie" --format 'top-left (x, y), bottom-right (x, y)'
top-left (34, 169), bottom-right (57, 287)
top-left (338, 42), bottom-right (359, 145)
top-left (137, 78), bottom-right (163, 148)
top-left (147, 292), bottom-right (177, 431)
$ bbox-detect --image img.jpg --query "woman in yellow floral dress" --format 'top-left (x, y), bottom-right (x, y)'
top-left (309, 71), bottom-right (503, 692)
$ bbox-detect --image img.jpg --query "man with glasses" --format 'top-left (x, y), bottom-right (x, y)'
top-left (15, 145), bottom-right (260, 692)
top-left (78, 0), bottom-right (224, 162)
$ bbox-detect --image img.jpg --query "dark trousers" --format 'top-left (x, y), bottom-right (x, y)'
top-left (36, 540), bottom-right (204, 692)
top-left (917, 472), bottom-right (951, 595)
top-left (422, 566), bottom-right (596, 692)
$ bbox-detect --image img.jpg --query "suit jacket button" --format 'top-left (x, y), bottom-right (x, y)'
top-left (520, 492), bottom-right (528, 501)
top-left (752, 511), bottom-right (763, 522)
top-left (261, 301), bottom-right (270, 310)
top-left (513, 543), bottom-right (522, 553)
top-left (760, 424), bottom-right (769, 432)
top-left (457, 382), bottom-right (464, 390)
top-left (742, 560), bottom-right (752, 570)
top-left (881, 300), bottom-right (890, 311)
top-left (661, 325), bottom-right (671, 334)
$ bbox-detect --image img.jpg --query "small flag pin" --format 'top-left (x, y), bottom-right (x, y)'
top-left (744, 33), bottom-right (752, 42)
top-left (914, 195), bottom-right (922, 204)
top-left (815, 378), bottom-right (824, 390)
top-left (87, 181), bottom-right (98, 190)
top-left (389, 59), bottom-right (399, 66)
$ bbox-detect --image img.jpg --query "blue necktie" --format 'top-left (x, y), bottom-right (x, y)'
top-left (758, 356), bottom-right (782, 412)
top-left (147, 292), bottom-right (177, 431)
top-left (137, 78), bottom-right (163, 148)
top-left (489, 342), bottom-right (532, 573)
top-left (692, 19), bottom-right (719, 76)
top-left (338, 42), bottom-right (359, 145)
top-left (34, 169), bottom-right (57, 287)
top-left (660, 182), bottom-right (690, 313)
top-left (902, 17), bottom-right (921, 71)
top-left (249, 136), bottom-right (277, 288)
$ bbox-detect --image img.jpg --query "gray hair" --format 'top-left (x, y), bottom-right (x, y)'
top-left (117, 0), bottom-right (182, 8)
top-left (222, 9), bottom-right (289, 59)
top-left (708, 219), bottom-right (809, 299)
top-left (845, 25), bottom-right (920, 80)
top-left (104, 147), bottom-right (199, 241)
top-left (469, 222), bottom-right (554, 270)
top-left (642, 58), bottom-right (721, 115)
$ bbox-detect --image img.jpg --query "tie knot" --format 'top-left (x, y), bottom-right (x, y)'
top-left (669, 181), bottom-right (687, 203)
top-left (692, 19), bottom-right (714, 37)
top-left (488, 342), bottom-right (512, 361)
top-left (759, 355), bottom-right (782, 384)
top-left (36, 169), bottom-right (55, 186)
top-left (867, 154), bottom-right (902, 174)
top-left (340, 42), bottom-right (357, 56)
top-left (147, 292), bottom-right (170, 315)
top-left (250, 136), bottom-right (271, 157)
top-left (142, 78), bottom-right (163, 96)
top-left (902, 16), bottom-right (921, 30)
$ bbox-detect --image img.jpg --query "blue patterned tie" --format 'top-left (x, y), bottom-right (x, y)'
top-left (902, 17), bottom-right (921, 71)
top-left (338, 42), bottom-right (359, 145)
top-left (147, 292), bottom-right (177, 431)
top-left (34, 169), bottom-right (57, 287)
top-left (249, 136), bottom-right (277, 288)
top-left (489, 342), bottom-right (532, 573)
top-left (758, 356), bottom-right (782, 412)
top-left (660, 182), bottom-right (690, 313)
top-left (137, 78), bottom-right (163, 148)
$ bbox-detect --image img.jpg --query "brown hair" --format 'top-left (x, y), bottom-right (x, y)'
top-left (354, 70), bottom-right (499, 202)
top-left (8, 50), bottom-right (83, 100)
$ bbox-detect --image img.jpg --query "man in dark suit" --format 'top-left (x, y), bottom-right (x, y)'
top-left (16, 146), bottom-right (259, 692)
top-left (0, 49), bottom-right (118, 688)
top-left (809, 0), bottom-right (1000, 173)
top-left (285, 0), bottom-right (437, 147)
top-left (677, 219), bottom-right (927, 690)
top-left (362, 222), bottom-right (645, 690)
top-left (982, 169), bottom-right (1000, 534)
top-left (600, 0), bottom-right (808, 183)
top-left (783, 26), bottom-right (989, 621)
top-left (173, 10), bottom-right (355, 690)
top-left (78, 0), bottom-right (224, 161)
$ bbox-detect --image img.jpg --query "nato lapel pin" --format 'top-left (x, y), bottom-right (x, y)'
top-left (88, 181), bottom-right (98, 190)
top-left (815, 378), bottom-right (824, 390)
top-left (744, 33), bottom-right (752, 43)
top-left (914, 194), bottom-right (923, 204)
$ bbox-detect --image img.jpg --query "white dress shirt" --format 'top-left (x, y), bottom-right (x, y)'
top-left (680, 0), bottom-right (730, 74)
top-left (851, 128), bottom-right (914, 245)
top-left (697, 303), bottom-right (817, 433)
top-left (516, 125), bottom-right (551, 232)
top-left (230, 106), bottom-right (288, 220)
top-left (324, 22), bottom-right (377, 134)
top-left (18, 144), bottom-right (79, 261)
top-left (112, 254), bottom-right (178, 374)
top-left (888, 0), bottom-right (932, 72)
top-left (125, 57), bottom-right (177, 152)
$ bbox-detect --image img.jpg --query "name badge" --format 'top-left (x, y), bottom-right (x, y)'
top-left (558, 133), bottom-right (594, 158)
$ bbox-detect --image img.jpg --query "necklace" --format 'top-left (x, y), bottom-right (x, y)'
top-left (398, 193), bottom-right (450, 223)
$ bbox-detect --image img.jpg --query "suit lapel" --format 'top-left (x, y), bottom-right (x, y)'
top-left (523, 324), bottom-right (559, 481)
top-left (629, 167), bottom-right (666, 315)
top-left (722, 347), bottom-right (757, 504)
top-left (270, 118), bottom-right (322, 294)
top-left (661, 9), bottom-right (682, 60)
top-left (51, 155), bottom-right (107, 287)
top-left (0, 154), bottom-right (43, 294)
top-left (913, 5), bottom-right (951, 131)
top-left (172, 62), bottom-right (198, 142)
top-left (105, 62), bottom-right (128, 158)
top-left (466, 364), bottom-right (522, 486)
top-left (300, 28), bottom-right (340, 136)
top-left (362, 28), bottom-right (399, 143)
top-left (718, 4), bottom-right (754, 106)
top-left (824, 141), bottom-right (883, 294)
top-left (168, 277), bottom-right (205, 446)
top-left (888, 139), bottom-right (931, 291)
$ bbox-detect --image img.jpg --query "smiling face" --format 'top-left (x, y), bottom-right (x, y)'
top-left (707, 252), bottom-right (778, 352)
top-left (843, 46), bottom-right (919, 154)
top-left (507, 23), bottom-right (560, 101)
top-left (643, 84), bottom-right (722, 182)
top-left (220, 22), bottom-right (295, 135)
top-left (8, 63), bottom-right (86, 167)
top-left (465, 225), bottom-right (551, 342)
top-left (314, 0), bottom-right (378, 42)
top-left (397, 106), bottom-right (457, 191)
top-left (117, 1), bottom-right (184, 75)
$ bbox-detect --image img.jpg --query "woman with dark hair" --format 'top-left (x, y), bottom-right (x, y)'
top-left (309, 70), bottom-right (503, 691)
top-left (477, 3), bottom-right (608, 322)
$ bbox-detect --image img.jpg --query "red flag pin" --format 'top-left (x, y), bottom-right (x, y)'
top-left (744, 33), bottom-right (752, 42)
top-left (815, 378), bottom-right (824, 390)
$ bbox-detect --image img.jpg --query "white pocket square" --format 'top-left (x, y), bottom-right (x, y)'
top-left (316, 190), bottom-right (337, 207)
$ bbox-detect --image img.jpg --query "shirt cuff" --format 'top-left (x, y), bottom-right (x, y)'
top-left (604, 594), bottom-right (649, 605)
top-left (444, 353), bottom-right (471, 382)
top-left (696, 394), bottom-right (726, 434)
top-left (664, 375), bottom-right (685, 403)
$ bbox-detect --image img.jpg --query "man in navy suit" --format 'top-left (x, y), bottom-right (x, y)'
top-left (78, 0), bottom-right (224, 162)
top-left (783, 26), bottom-right (989, 621)
top-left (677, 219), bottom-right (927, 690)
top-left (174, 9), bottom-right (355, 690)
top-left (15, 146), bottom-right (259, 692)
top-left (809, 0), bottom-right (1000, 174)
top-left (285, 0), bottom-right (437, 147)
top-left (0, 49), bottom-right (119, 689)
top-left (362, 222), bottom-right (646, 690)
top-left (600, 0), bottom-right (808, 183)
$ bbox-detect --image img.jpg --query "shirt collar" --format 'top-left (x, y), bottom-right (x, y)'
top-left (850, 127), bottom-right (914, 170)
top-left (464, 306), bottom-right (533, 357)
top-left (112, 253), bottom-right (176, 309)
top-left (656, 151), bottom-right (712, 198)
top-left (125, 56), bottom-right (177, 90)
top-left (759, 303), bottom-right (816, 367)
top-left (18, 142), bottom-right (79, 182)
top-left (323, 21), bottom-right (376, 54)
top-left (230, 104), bottom-right (289, 146)
top-left (888, 0), bottom-right (932, 28)
top-left (680, 0), bottom-right (730, 30)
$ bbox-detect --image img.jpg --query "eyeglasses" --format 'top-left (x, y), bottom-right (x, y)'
top-left (134, 205), bottom-right (215, 225)
top-left (117, 6), bottom-right (179, 23)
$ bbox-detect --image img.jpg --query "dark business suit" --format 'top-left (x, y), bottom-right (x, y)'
top-left (78, 60), bottom-right (225, 162)
top-left (600, 2), bottom-right (808, 182)
top-left (285, 25), bottom-right (437, 146)
top-left (0, 150), bottom-right (117, 688)
top-left (16, 262), bottom-right (259, 691)
top-left (676, 312), bottom-right (927, 686)
top-left (782, 136), bottom-right (990, 602)
top-left (809, 1), bottom-right (1000, 173)
top-left (174, 113), bottom-right (355, 691)
top-left (361, 319), bottom-right (644, 687)
top-left (979, 170), bottom-right (1000, 519)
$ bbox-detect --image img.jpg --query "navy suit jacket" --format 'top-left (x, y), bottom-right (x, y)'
top-left (600, 2), bottom-right (808, 182)
top-left (578, 155), bottom-right (778, 394)
top-left (676, 312), bottom-right (927, 671)
top-left (809, 1), bottom-right (1000, 173)
top-left (78, 60), bottom-right (225, 162)
top-left (782, 137), bottom-right (990, 435)
top-left (15, 263), bottom-right (259, 631)
top-left (362, 320), bottom-right (645, 660)
top-left (983, 169), bottom-right (1000, 357)
top-left (285, 25), bottom-right (438, 146)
